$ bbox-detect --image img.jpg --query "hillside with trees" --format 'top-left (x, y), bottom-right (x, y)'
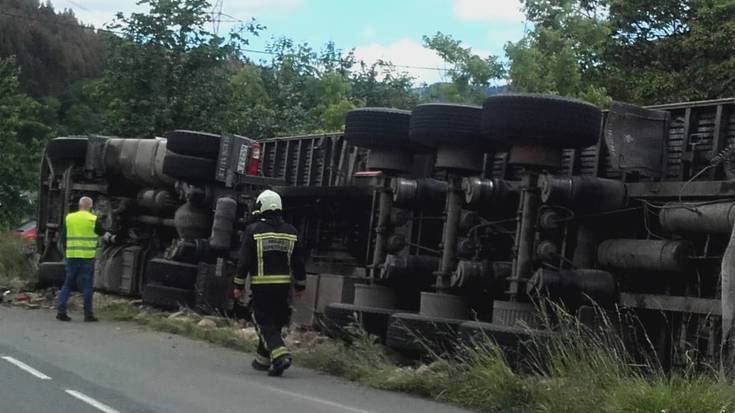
top-left (1, 0), bottom-right (735, 227)
top-left (0, 0), bottom-right (107, 97)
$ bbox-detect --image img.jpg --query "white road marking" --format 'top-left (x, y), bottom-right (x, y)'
top-left (1, 356), bottom-right (52, 380)
top-left (65, 390), bottom-right (122, 413)
top-left (264, 385), bottom-right (376, 413)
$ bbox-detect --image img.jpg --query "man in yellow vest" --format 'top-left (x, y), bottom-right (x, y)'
top-left (56, 196), bottom-right (112, 322)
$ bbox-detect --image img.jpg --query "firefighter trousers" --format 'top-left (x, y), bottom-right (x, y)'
top-left (250, 285), bottom-right (292, 366)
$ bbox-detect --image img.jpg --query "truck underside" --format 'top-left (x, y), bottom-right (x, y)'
top-left (37, 96), bottom-right (735, 367)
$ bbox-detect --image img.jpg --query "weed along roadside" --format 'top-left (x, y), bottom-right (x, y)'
top-left (0, 233), bottom-right (36, 291)
top-left (87, 296), bottom-right (735, 413)
top-left (3, 281), bottom-right (735, 412)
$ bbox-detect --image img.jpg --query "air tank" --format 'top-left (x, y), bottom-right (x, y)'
top-left (527, 268), bottom-right (617, 309)
top-left (174, 202), bottom-right (212, 240)
top-left (659, 202), bottom-right (735, 234)
top-left (379, 254), bottom-right (438, 288)
top-left (104, 138), bottom-right (174, 187)
top-left (539, 174), bottom-right (626, 213)
top-left (391, 177), bottom-right (448, 210)
top-left (597, 239), bottom-right (692, 272)
top-left (209, 197), bottom-right (238, 250)
top-left (136, 189), bottom-right (176, 213)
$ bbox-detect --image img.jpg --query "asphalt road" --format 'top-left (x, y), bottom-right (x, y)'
top-left (0, 307), bottom-right (470, 413)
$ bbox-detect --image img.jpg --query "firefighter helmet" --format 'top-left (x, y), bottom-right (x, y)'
top-left (255, 190), bottom-right (282, 214)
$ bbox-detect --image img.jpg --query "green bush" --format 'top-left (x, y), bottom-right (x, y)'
top-left (0, 232), bottom-right (35, 286)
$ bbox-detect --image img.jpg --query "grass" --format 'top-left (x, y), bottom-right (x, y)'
top-left (0, 232), bottom-right (35, 288)
top-left (92, 297), bottom-right (735, 413)
top-left (96, 301), bottom-right (258, 353)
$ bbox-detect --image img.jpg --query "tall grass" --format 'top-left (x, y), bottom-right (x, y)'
top-left (0, 232), bottom-right (35, 287)
top-left (441, 302), bottom-right (735, 412)
top-left (95, 296), bottom-right (735, 412)
top-left (298, 303), bottom-right (735, 412)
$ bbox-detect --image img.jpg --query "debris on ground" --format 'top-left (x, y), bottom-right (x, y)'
top-left (235, 327), bottom-right (258, 342)
top-left (197, 318), bottom-right (217, 328)
top-left (168, 308), bottom-right (202, 323)
top-left (0, 289), bottom-right (50, 310)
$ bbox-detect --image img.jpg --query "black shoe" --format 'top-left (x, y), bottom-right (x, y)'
top-left (251, 359), bottom-right (270, 372)
top-left (84, 314), bottom-right (99, 322)
top-left (268, 356), bottom-right (292, 377)
top-left (56, 313), bottom-right (71, 322)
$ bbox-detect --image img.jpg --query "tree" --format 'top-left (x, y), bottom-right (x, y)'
top-left (607, 0), bottom-right (735, 103)
top-left (0, 57), bottom-right (50, 228)
top-left (350, 61), bottom-right (418, 109)
top-left (423, 32), bottom-right (505, 103)
top-left (99, 0), bottom-right (261, 137)
top-left (0, 0), bottom-right (107, 97)
top-left (504, 0), bottom-right (611, 106)
top-left (249, 38), bottom-right (417, 137)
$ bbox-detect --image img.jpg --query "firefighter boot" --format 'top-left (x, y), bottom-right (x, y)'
top-left (268, 355), bottom-right (292, 377)
top-left (252, 353), bottom-right (270, 372)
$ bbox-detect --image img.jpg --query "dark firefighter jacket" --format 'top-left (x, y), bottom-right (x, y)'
top-left (234, 213), bottom-right (306, 291)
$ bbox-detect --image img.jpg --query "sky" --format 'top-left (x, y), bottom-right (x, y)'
top-left (56, 0), bottom-right (528, 84)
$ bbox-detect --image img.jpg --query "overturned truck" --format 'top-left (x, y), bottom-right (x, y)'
top-left (37, 95), bottom-right (735, 366)
top-left (37, 132), bottom-right (282, 311)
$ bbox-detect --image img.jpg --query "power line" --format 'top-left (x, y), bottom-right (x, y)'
top-left (240, 48), bottom-right (448, 72)
top-left (0, 9), bottom-right (449, 73)
top-left (64, 0), bottom-right (90, 12)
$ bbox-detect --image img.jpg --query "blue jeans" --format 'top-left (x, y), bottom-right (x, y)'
top-left (57, 258), bottom-right (95, 315)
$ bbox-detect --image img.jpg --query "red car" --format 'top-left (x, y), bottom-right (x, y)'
top-left (14, 220), bottom-right (37, 241)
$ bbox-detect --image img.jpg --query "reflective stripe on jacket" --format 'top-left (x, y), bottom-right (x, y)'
top-left (252, 231), bottom-right (297, 285)
top-left (65, 210), bottom-right (98, 259)
top-left (235, 214), bottom-right (306, 288)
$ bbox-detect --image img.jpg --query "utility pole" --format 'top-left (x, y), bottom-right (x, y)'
top-left (211, 0), bottom-right (224, 34)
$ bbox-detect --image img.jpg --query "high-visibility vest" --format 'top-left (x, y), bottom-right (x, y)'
top-left (65, 210), bottom-right (98, 259)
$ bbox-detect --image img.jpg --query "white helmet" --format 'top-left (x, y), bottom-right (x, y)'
top-left (255, 190), bottom-right (282, 214)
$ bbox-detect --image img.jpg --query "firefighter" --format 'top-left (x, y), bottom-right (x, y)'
top-left (234, 189), bottom-right (306, 377)
top-left (57, 196), bottom-right (114, 322)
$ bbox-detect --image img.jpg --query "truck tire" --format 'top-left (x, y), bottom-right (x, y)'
top-left (46, 137), bottom-right (88, 161)
top-left (142, 284), bottom-right (194, 310)
top-left (458, 321), bottom-right (552, 368)
top-left (481, 94), bottom-right (602, 148)
top-left (409, 103), bottom-right (492, 148)
top-left (344, 108), bottom-right (417, 150)
top-left (385, 313), bottom-right (462, 354)
top-left (165, 130), bottom-right (221, 159)
top-left (37, 262), bottom-right (67, 288)
top-left (162, 151), bottom-right (216, 182)
top-left (458, 321), bottom-right (548, 348)
top-left (323, 303), bottom-right (397, 343)
top-left (145, 258), bottom-right (198, 290)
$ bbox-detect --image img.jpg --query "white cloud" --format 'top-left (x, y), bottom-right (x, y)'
top-left (353, 38), bottom-right (449, 85)
top-left (453, 0), bottom-right (524, 22)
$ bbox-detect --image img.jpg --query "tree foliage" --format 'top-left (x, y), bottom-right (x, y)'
top-left (0, 0), bottom-right (107, 97)
top-left (423, 32), bottom-right (505, 103)
top-left (96, 1), bottom-right (417, 138)
top-left (99, 0), bottom-right (260, 137)
top-left (0, 57), bottom-right (49, 228)
top-left (504, 0), bottom-right (612, 106)
top-left (420, 0), bottom-right (735, 106)
top-left (607, 0), bottom-right (735, 103)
